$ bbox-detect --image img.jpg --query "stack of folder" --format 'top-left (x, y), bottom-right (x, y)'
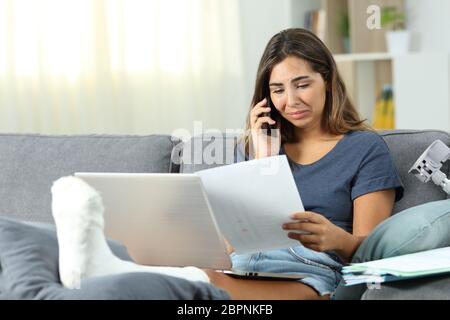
top-left (342, 247), bottom-right (450, 286)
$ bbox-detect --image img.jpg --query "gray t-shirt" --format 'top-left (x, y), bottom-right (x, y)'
top-left (235, 130), bottom-right (404, 233)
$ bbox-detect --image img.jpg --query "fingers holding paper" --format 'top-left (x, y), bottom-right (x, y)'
top-left (282, 211), bottom-right (347, 253)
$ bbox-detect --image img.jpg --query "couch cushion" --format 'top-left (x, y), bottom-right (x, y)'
top-left (353, 199), bottom-right (450, 262)
top-left (378, 130), bottom-right (450, 214)
top-left (0, 218), bottom-right (230, 300)
top-left (0, 218), bottom-right (128, 298)
top-left (0, 134), bottom-right (180, 223)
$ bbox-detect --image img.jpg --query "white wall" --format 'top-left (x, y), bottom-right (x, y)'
top-left (394, 53), bottom-right (450, 130)
top-left (402, 0), bottom-right (450, 131)
top-left (406, 0), bottom-right (450, 52)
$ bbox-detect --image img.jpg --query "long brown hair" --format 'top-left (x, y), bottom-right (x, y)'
top-left (242, 28), bottom-right (371, 158)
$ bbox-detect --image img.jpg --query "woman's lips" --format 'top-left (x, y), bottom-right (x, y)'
top-left (288, 110), bottom-right (310, 120)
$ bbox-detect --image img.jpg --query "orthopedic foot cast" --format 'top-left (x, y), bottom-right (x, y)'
top-left (51, 176), bottom-right (209, 289)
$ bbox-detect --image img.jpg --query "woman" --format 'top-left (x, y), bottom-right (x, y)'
top-left (205, 28), bottom-right (404, 300)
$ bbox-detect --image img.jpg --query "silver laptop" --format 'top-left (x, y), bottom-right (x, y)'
top-left (74, 172), bottom-right (305, 280)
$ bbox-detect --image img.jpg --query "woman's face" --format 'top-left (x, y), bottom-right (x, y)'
top-left (269, 55), bottom-right (327, 133)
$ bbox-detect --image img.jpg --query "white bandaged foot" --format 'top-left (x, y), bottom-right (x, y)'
top-left (51, 176), bottom-right (209, 289)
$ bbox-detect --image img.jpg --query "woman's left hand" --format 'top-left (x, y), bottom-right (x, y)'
top-left (282, 211), bottom-right (348, 253)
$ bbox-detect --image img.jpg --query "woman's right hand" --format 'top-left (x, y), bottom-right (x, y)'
top-left (249, 98), bottom-right (281, 159)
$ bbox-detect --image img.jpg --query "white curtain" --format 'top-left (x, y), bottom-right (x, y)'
top-left (0, 0), bottom-right (247, 134)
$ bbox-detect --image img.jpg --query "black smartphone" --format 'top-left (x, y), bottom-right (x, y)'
top-left (261, 97), bottom-right (279, 134)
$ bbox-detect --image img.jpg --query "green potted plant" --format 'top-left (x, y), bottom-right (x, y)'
top-left (381, 6), bottom-right (410, 54)
top-left (338, 11), bottom-right (350, 53)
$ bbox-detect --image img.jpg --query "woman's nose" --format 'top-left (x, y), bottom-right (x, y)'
top-left (286, 89), bottom-right (298, 107)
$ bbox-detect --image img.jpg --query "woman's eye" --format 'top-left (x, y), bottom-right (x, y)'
top-left (273, 90), bottom-right (284, 94)
top-left (297, 84), bottom-right (309, 89)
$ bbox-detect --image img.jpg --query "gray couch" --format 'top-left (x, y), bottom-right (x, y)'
top-left (0, 129), bottom-right (449, 299)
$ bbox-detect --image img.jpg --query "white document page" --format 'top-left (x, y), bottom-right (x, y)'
top-left (195, 155), bottom-right (304, 254)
